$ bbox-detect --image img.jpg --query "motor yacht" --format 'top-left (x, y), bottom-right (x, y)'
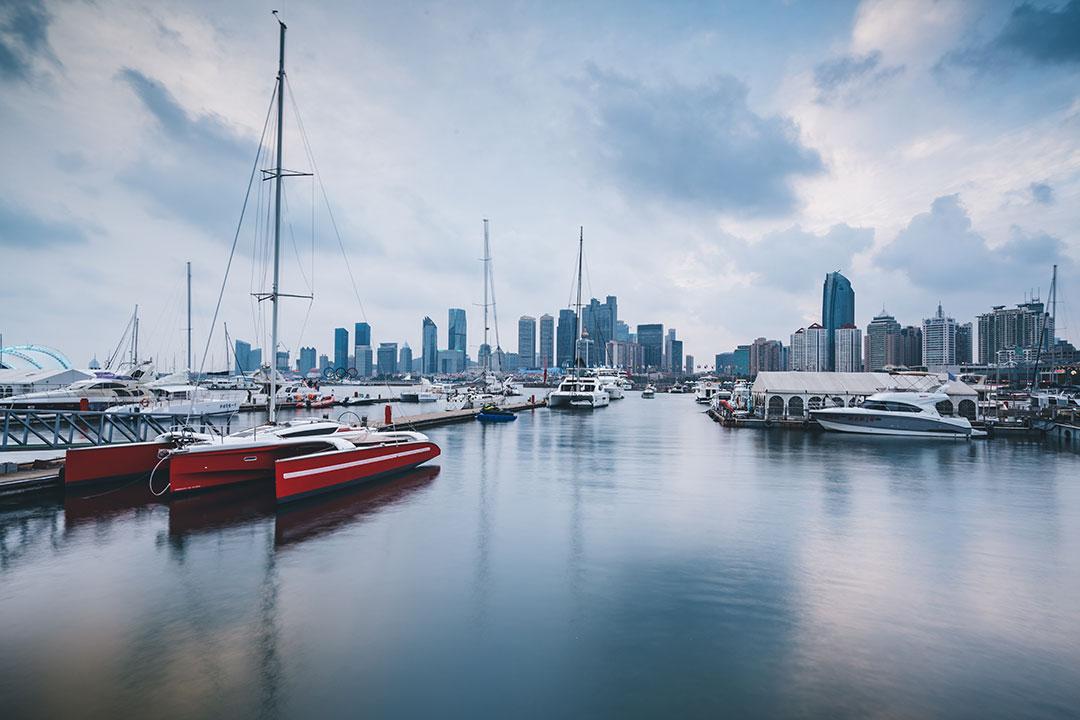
top-left (591, 368), bottom-right (630, 400)
top-left (0, 363), bottom-right (156, 411)
top-left (641, 385), bottom-right (656, 398)
top-left (106, 384), bottom-right (241, 417)
top-left (811, 388), bottom-right (973, 438)
top-left (548, 375), bottom-right (610, 409)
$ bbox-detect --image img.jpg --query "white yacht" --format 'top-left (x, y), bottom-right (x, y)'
top-left (811, 388), bottom-right (972, 438)
top-left (694, 380), bottom-right (720, 404)
top-left (548, 375), bottom-right (610, 409)
top-left (107, 384), bottom-right (241, 417)
top-left (0, 362), bottom-right (156, 411)
top-left (641, 384), bottom-right (656, 398)
top-left (591, 368), bottom-right (630, 400)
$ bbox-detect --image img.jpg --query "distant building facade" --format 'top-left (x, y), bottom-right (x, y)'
top-left (448, 309), bottom-right (467, 356)
top-left (637, 324), bottom-right (664, 370)
top-left (399, 344), bottom-right (413, 375)
top-left (866, 310), bottom-right (900, 371)
top-left (977, 300), bottom-right (1053, 365)
top-left (538, 314), bottom-right (554, 369)
top-left (922, 304), bottom-right (957, 369)
top-left (518, 315), bottom-right (536, 368)
top-left (377, 342), bottom-right (398, 376)
top-left (834, 324), bottom-right (862, 373)
top-left (822, 271), bottom-right (855, 371)
top-left (333, 328), bottom-right (348, 370)
top-left (422, 317), bottom-right (438, 374)
top-left (556, 310), bottom-right (577, 368)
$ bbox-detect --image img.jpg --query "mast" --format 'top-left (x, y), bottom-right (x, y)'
top-left (1032, 264), bottom-right (1057, 391)
top-left (186, 261), bottom-right (192, 372)
top-left (482, 218), bottom-right (490, 374)
top-left (574, 226), bottom-right (583, 373)
top-left (132, 305), bottom-right (139, 367)
top-left (269, 13), bottom-right (286, 423)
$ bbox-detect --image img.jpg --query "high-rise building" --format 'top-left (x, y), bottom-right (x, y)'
top-left (976, 300), bottom-right (1053, 364)
top-left (538, 314), bottom-right (554, 369)
top-left (715, 352), bottom-right (735, 375)
top-left (834, 324), bottom-right (862, 372)
top-left (733, 345), bottom-right (751, 377)
top-left (866, 310), bottom-right (900, 371)
top-left (607, 340), bottom-right (644, 372)
top-left (581, 296), bottom-right (618, 351)
top-left (664, 329), bottom-right (677, 371)
top-left (637, 324), bottom-right (664, 370)
top-left (922, 303), bottom-right (957, 369)
top-left (685, 355), bottom-right (695, 376)
top-left (422, 317), bottom-right (438, 374)
top-left (377, 342), bottom-right (398, 376)
top-left (399, 343), bottom-right (413, 375)
top-left (749, 337), bottom-right (783, 375)
top-left (438, 349), bottom-right (465, 374)
top-left (822, 272), bottom-right (855, 371)
top-left (275, 350), bottom-right (289, 372)
top-left (318, 354), bottom-right (330, 373)
top-left (790, 328), bottom-right (806, 371)
top-left (670, 340), bottom-right (683, 375)
top-left (956, 323), bottom-right (973, 365)
top-left (517, 315), bottom-right (536, 368)
top-left (355, 346), bottom-right (373, 377)
top-left (334, 327), bottom-right (349, 370)
top-left (234, 339), bottom-right (251, 373)
top-left (298, 346), bottom-right (317, 375)
top-left (887, 326), bottom-right (922, 368)
top-left (615, 320), bottom-right (630, 343)
top-left (557, 309), bottom-right (577, 368)
top-left (448, 309), bottom-right (467, 355)
top-left (354, 323), bottom-right (371, 347)
top-left (790, 325), bottom-right (828, 371)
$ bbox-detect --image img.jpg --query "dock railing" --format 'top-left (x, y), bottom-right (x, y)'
top-left (0, 409), bottom-right (233, 450)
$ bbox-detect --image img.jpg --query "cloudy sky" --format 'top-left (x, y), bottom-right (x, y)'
top-left (1, 0), bottom-right (1078, 370)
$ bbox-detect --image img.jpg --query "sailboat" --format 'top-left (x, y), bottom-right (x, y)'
top-left (65, 15), bottom-right (440, 500)
top-left (548, 227), bottom-right (609, 409)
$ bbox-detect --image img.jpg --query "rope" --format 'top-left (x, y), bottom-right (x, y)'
top-left (148, 454), bottom-right (171, 496)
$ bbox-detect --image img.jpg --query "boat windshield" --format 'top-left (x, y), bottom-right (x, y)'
top-left (860, 399), bottom-right (923, 413)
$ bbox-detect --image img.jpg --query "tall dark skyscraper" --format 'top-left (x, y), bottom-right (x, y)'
top-left (448, 308), bottom-right (467, 355)
top-left (422, 316), bottom-right (438, 374)
top-left (637, 323), bottom-right (664, 370)
top-left (822, 271), bottom-right (855, 371)
top-left (333, 327), bottom-right (349, 369)
top-left (556, 309), bottom-right (577, 368)
top-left (354, 322), bottom-right (371, 347)
top-left (539, 314), bottom-right (554, 369)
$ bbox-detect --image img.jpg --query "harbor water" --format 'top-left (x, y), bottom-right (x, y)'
top-left (2, 394), bottom-right (1079, 717)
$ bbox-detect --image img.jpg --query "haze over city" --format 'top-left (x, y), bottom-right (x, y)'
top-left (1, 0), bottom-right (1077, 366)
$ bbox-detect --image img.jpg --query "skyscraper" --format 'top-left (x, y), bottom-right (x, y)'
top-left (800, 324), bottom-right (829, 371)
top-left (518, 315), bottom-right (536, 368)
top-left (234, 339), bottom-right (251, 373)
top-left (822, 271), bottom-right (855, 371)
top-left (887, 326), bottom-right (923, 368)
top-left (956, 323), bottom-right (973, 365)
top-left (749, 337), bottom-right (783, 375)
top-left (922, 303), bottom-right (957, 370)
top-left (333, 327), bottom-right (349, 370)
top-left (355, 346), bottom-right (373, 377)
top-left (448, 308), bottom-right (467, 355)
top-left (637, 324), bottom-right (664, 370)
top-left (670, 340), bottom-right (683, 376)
top-left (685, 355), bottom-right (694, 375)
top-left (976, 300), bottom-right (1053, 364)
top-left (664, 329), bottom-right (677, 371)
top-left (354, 323), bottom-right (371, 347)
top-left (377, 342), bottom-right (398, 376)
top-left (557, 309), bottom-right (577, 368)
top-left (399, 343), bottom-right (413, 374)
top-left (422, 317), bottom-right (438, 374)
top-left (834, 324), bottom-right (862, 372)
top-left (866, 310), bottom-right (900, 371)
top-left (581, 296), bottom-right (618, 351)
top-left (298, 346), bottom-right (317, 375)
top-left (538, 314), bottom-right (554, 369)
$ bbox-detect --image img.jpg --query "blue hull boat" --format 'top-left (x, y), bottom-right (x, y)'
top-left (477, 409), bottom-right (516, 423)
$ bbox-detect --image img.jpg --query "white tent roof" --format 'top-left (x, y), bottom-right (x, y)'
top-left (752, 371), bottom-right (976, 396)
top-left (0, 368), bottom-right (91, 384)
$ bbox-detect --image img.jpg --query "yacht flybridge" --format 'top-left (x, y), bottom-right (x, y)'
top-left (811, 388), bottom-right (973, 438)
top-left (548, 227), bottom-right (609, 410)
top-left (63, 15), bottom-right (440, 501)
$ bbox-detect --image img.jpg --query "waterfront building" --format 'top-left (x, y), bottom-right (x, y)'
top-left (354, 323), bottom-right (371, 347)
top-left (956, 323), bottom-right (973, 365)
top-left (822, 271), bottom-right (855, 371)
top-left (376, 342), bottom-right (398, 376)
top-left (866, 310), bottom-right (901, 371)
top-left (715, 352), bottom-right (735, 375)
top-left (318, 354), bottom-right (330, 373)
top-left (448, 309), bottom-right (467, 355)
top-left (922, 304), bottom-right (957, 370)
top-left (805, 324), bottom-right (829, 372)
top-left (607, 340), bottom-right (644, 372)
top-left (664, 329), bottom-right (677, 371)
top-left (477, 343), bottom-right (492, 372)
top-left (355, 346), bottom-right (373, 377)
top-left (438, 349), bottom-right (465, 374)
top-left (518, 316), bottom-right (536, 368)
top-left (557, 310), bottom-right (577, 368)
top-left (887, 326), bottom-right (922, 368)
top-left (637, 324), bottom-right (664, 370)
top-left (789, 329), bottom-right (806, 371)
top-left (834, 324), bottom-right (862, 373)
top-left (749, 337), bottom-right (783, 375)
top-left (733, 345), bottom-right (750, 377)
top-left (538, 314), bottom-right (555, 369)
top-left (976, 300), bottom-right (1053, 364)
top-left (422, 317), bottom-right (438, 374)
top-left (298, 346), bottom-right (317, 375)
top-left (275, 350), bottom-right (289, 373)
top-left (334, 327), bottom-right (348, 370)
top-left (582, 296), bottom-right (618, 351)
top-left (685, 355), bottom-right (695, 376)
top-left (615, 320), bottom-right (630, 343)
top-left (670, 340), bottom-right (683, 376)
top-left (234, 339), bottom-right (251, 373)
top-left (399, 344), bottom-right (413, 375)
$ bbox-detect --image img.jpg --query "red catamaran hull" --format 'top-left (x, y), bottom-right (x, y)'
top-left (168, 441), bottom-right (337, 495)
top-left (64, 441), bottom-right (172, 485)
top-left (274, 441), bottom-right (441, 503)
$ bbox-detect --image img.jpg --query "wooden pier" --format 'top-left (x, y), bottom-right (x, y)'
top-left (375, 399), bottom-right (546, 431)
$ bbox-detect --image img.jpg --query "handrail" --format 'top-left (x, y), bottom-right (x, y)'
top-left (0, 408), bottom-right (233, 450)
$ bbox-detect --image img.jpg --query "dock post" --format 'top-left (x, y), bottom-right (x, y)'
top-left (384, 404), bottom-right (392, 426)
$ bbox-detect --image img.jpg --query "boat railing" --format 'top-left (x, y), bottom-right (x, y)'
top-left (0, 408), bottom-right (234, 450)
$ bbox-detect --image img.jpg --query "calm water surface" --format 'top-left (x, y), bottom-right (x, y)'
top-left (2, 395), bottom-right (1079, 718)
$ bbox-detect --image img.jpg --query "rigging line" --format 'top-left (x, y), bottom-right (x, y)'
top-left (281, 183), bottom-right (312, 293)
top-left (187, 80), bottom-right (277, 424)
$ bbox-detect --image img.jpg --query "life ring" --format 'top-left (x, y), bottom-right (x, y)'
top-left (140, 397), bottom-right (151, 408)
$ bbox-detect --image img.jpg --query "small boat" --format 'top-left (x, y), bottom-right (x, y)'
top-left (476, 404), bottom-right (516, 422)
top-left (642, 385), bottom-right (656, 398)
top-left (811, 387), bottom-right (973, 438)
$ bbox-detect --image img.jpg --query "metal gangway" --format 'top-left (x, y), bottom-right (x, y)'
top-left (0, 409), bottom-right (235, 451)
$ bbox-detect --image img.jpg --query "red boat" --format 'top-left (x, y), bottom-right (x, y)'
top-left (65, 440), bottom-right (173, 485)
top-left (275, 440), bottom-right (441, 503)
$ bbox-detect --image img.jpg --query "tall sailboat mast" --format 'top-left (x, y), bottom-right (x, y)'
top-left (269, 13), bottom-right (287, 423)
top-left (482, 218), bottom-right (490, 373)
top-left (574, 226), bottom-right (584, 373)
top-left (186, 261), bottom-right (192, 372)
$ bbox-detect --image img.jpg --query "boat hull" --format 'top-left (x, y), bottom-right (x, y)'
top-left (168, 440), bottom-right (339, 494)
top-left (64, 440), bottom-right (173, 485)
top-left (275, 441), bottom-right (441, 502)
top-left (813, 412), bottom-right (971, 438)
top-left (548, 391), bottom-right (609, 409)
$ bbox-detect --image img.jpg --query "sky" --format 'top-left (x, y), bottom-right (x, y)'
top-left (0, 0), bottom-right (1078, 370)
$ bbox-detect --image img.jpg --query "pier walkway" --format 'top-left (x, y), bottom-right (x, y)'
top-left (0, 409), bottom-right (234, 451)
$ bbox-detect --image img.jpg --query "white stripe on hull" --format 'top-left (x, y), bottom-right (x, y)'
top-left (281, 446), bottom-right (433, 480)
top-left (815, 417), bottom-right (969, 438)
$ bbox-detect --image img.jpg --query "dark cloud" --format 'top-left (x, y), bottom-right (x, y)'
top-left (116, 67), bottom-right (258, 233)
top-left (582, 66), bottom-right (823, 217)
top-left (1030, 181), bottom-right (1054, 205)
top-left (737, 223), bottom-right (874, 290)
top-left (0, 0), bottom-right (56, 81)
top-left (876, 194), bottom-right (1071, 291)
top-left (813, 50), bottom-right (904, 105)
top-left (0, 200), bottom-right (88, 247)
top-left (940, 0), bottom-right (1080, 70)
